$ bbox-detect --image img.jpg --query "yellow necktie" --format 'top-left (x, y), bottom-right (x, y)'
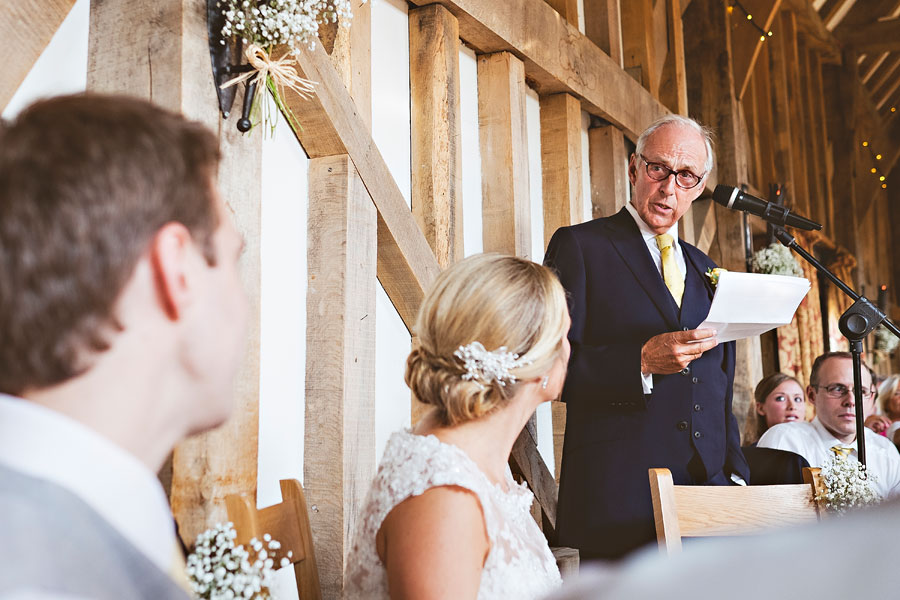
top-left (655, 234), bottom-right (684, 307)
top-left (830, 445), bottom-right (853, 459)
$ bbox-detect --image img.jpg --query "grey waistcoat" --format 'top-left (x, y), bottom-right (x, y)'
top-left (0, 463), bottom-right (190, 599)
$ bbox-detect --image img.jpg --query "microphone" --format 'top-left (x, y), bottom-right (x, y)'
top-left (712, 185), bottom-right (822, 231)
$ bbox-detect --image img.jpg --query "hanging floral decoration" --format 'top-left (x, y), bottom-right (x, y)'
top-left (751, 242), bottom-right (804, 277)
top-left (218, 0), bottom-right (358, 134)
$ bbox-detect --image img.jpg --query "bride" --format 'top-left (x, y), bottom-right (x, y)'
top-left (345, 253), bottom-right (570, 599)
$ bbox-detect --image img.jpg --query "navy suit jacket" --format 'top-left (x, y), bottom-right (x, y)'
top-left (544, 208), bottom-right (750, 559)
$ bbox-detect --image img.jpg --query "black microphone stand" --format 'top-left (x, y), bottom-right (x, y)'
top-left (773, 227), bottom-right (900, 468)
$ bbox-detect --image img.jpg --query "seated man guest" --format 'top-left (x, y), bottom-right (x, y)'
top-left (758, 352), bottom-right (900, 499)
top-left (878, 375), bottom-right (900, 445)
top-left (0, 95), bottom-right (248, 598)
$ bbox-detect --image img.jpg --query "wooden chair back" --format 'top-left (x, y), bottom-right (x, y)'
top-left (225, 479), bottom-right (321, 600)
top-left (649, 467), bottom-right (820, 555)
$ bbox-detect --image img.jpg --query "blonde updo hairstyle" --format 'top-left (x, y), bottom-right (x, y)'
top-left (405, 253), bottom-right (569, 427)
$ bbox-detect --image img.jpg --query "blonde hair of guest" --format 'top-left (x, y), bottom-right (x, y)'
top-left (405, 253), bottom-right (569, 427)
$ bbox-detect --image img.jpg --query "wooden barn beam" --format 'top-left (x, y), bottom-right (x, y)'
top-left (477, 52), bottom-right (532, 258)
top-left (408, 0), bottom-right (669, 140)
top-left (731, 0), bottom-right (782, 102)
top-left (766, 9), bottom-right (801, 217)
top-left (409, 5), bottom-right (464, 267)
top-left (305, 154), bottom-right (377, 598)
top-left (833, 0), bottom-right (899, 36)
top-left (782, 0), bottom-right (841, 61)
top-left (588, 123), bottom-right (629, 219)
top-left (866, 54), bottom-right (900, 98)
top-left (541, 93), bottom-right (585, 245)
top-left (87, 0), bottom-right (264, 545)
top-left (283, 39), bottom-right (441, 332)
top-left (0, 0), bottom-right (77, 112)
top-left (583, 0), bottom-right (624, 67)
top-left (838, 18), bottom-right (900, 54)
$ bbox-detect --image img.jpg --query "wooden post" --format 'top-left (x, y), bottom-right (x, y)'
top-left (87, 0), bottom-right (263, 545)
top-left (540, 91), bottom-right (583, 483)
top-left (779, 11), bottom-right (811, 216)
top-left (545, 0), bottom-right (580, 24)
top-left (477, 52), bottom-right (532, 258)
top-left (541, 92), bottom-right (584, 244)
top-left (305, 154), bottom-right (377, 598)
top-left (409, 4), bottom-right (464, 267)
top-left (683, 0), bottom-right (760, 431)
top-left (1, 0), bottom-right (78, 111)
top-left (583, 0), bottom-right (624, 67)
top-left (588, 124), bottom-right (629, 218)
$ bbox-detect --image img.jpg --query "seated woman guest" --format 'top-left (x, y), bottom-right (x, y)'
top-left (749, 373), bottom-right (806, 444)
top-left (344, 253), bottom-right (569, 599)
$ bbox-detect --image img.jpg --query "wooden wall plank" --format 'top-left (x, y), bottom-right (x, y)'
top-left (545, 0), bottom-right (580, 23)
top-left (588, 124), bottom-right (629, 218)
top-left (620, 0), bottom-right (658, 95)
top-left (477, 52), bottom-right (532, 258)
top-left (409, 4), bottom-right (464, 267)
top-left (799, 43), bottom-right (825, 224)
top-left (659, 0), bottom-right (689, 115)
top-left (808, 50), bottom-right (835, 232)
top-left (305, 154), bottom-right (376, 598)
top-left (284, 39), bottom-right (441, 331)
top-left (408, 0), bottom-right (669, 140)
top-left (583, 0), bottom-right (624, 67)
top-left (87, 0), bottom-right (263, 545)
top-left (766, 10), bottom-right (801, 217)
top-left (0, 0), bottom-right (77, 111)
top-left (541, 93), bottom-right (585, 246)
top-left (781, 11), bottom-right (811, 216)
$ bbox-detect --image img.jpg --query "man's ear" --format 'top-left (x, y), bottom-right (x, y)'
top-left (807, 385), bottom-right (817, 407)
top-left (149, 222), bottom-right (197, 320)
top-left (628, 154), bottom-right (637, 186)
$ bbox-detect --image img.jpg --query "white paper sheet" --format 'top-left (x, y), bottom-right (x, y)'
top-left (696, 271), bottom-right (811, 344)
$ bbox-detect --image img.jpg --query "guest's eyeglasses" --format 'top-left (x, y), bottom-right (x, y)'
top-left (639, 155), bottom-right (705, 190)
top-left (814, 383), bottom-right (875, 400)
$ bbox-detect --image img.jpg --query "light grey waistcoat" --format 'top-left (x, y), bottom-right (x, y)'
top-left (0, 463), bottom-right (189, 599)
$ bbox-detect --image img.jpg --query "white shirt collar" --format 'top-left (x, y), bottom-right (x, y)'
top-left (624, 200), bottom-right (680, 244)
top-left (0, 394), bottom-right (177, 571)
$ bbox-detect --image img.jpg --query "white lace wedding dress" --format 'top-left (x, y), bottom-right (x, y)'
top-left (344, 429), bottom-right (562, 599)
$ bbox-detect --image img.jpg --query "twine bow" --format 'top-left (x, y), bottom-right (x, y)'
top-left (220, 43), bottom-right (317, 101)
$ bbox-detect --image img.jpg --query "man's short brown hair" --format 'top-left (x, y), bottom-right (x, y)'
top-left (808, 351), bottom-right (874, 389)
top-left (0, 94), bottom-right (221, 394)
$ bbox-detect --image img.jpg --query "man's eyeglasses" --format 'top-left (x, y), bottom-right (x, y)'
top-left (814, 383), bottom-right (875, 400)
top-left (639, 155), bottom-right (705, 190)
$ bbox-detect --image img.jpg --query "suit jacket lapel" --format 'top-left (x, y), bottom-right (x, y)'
top-left (607, 209), bottom-right (680, 330)
top-left (680, 242), bottom-right (715, 328)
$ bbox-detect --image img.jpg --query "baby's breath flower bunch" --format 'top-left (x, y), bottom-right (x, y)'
top-left (217, 0), bottom-right (359, 135)
top-left (816, 455), bottom-right (882, 515)
top-left (873, 325), bottom-right (899, 355)
top-left (219, 0), bottom-right (355, 55)
top-left (751, 242), bottom-right (804, 277)
top-left (186, 522), bottom-right (292, 600)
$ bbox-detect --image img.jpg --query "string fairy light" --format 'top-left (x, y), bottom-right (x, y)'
top-left (729, 1), bottom-right (774, 40)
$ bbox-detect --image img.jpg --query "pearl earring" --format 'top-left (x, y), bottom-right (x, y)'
top-left (541, 376), bottom-right (549, 389)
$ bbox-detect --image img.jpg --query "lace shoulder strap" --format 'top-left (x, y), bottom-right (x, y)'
top-left (365, 431), bottom-right (499, 536)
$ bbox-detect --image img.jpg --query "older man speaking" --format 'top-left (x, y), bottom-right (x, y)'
top-left (545, 115), bottom-right (749, 560)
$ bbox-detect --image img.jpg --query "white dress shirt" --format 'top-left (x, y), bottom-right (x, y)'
top-left (624, 201), bottom-right (686, 394)
top-left (0, 393), bottom-right (178, 572)
top-left (758, 416), bottom-right (900, 499)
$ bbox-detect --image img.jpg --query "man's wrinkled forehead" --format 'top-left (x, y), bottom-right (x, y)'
top-left (643, 124), bottom-right (708, 171)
